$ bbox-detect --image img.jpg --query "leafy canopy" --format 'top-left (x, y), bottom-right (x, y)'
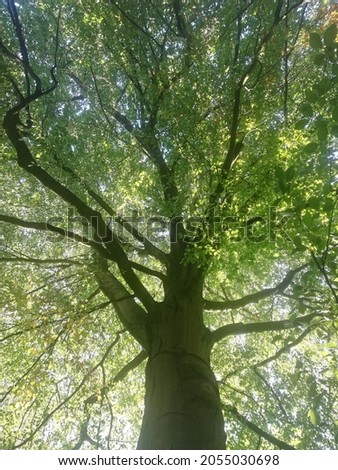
top-left (0, 0), bottom-right (337, 450)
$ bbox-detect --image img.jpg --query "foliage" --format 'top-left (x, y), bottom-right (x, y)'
top-left (0, 0), bottom-right (337, 450)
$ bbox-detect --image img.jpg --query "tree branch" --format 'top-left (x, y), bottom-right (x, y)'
top-left (2, 115), bottom-right (155, 311)
top-left (92, 255), bottom-right (150, 349)
top-left (77, 349), bottom-right (147, 449)
top-left (253, 325), bottom-right (315, 369)
top-left (84, 350), bottom-right (147, 406)
top-left (129, 261), bottom-right (166, 282)
top-left (10, 331), bottom-right (123, 449)
top-left (1, 328), bottom-right (65, 403)
top-left (173, 0), bottom-right (190, 39)
top-left (311, 251), bottom-right (338, 304)
top-left (0, 256), bottom-right (83, 266)
top-left (5, 0), bottom-right (41, 96)
top-left (1, 212), bottom-right (156, 313)
top-left (0, 213), bottom-right (107, 254)
top-left (90, 69), bottom-right (178, 212)
top-left (212, 312), bottom-right (321, 344)
top-left (204, 265), bottom-right (307, 311)
top-left (2, 1), bottom-right (156, 313)
top-left (109, 0), bottom-right (161, 48)
top-left (52, 150), bottom-right (168, 265)
top-left (207, 0), bottom-right (286, 216)
top-left (223, 405), bottom-right (295, 450)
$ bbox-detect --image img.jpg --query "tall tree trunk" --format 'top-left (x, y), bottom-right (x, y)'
top-left (137, 348), bottom-right (226, 449)
top-left (137, 271), bottom-right (226, 449)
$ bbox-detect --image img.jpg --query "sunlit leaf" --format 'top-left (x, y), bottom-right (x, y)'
top-left (308, 408), bottom-right (320, 426)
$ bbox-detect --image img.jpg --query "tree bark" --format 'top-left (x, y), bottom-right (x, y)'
top-left (137, 349), bottom-right (226, 449)
top-left (137, 271), bottom-right (226, 449)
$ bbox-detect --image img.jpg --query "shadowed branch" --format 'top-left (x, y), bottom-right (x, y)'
top-left (223, 405), bottom-right (296, 450)
top-left (212, 312), bottom-right (322, 344)
top-left (204, 265), bottom-right (307, 311)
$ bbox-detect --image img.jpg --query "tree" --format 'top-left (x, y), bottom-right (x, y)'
top-left (0, 0), bottom-right (337, 450)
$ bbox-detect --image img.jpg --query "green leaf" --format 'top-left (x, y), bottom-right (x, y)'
top-left (316, 77), bottom-right (331, 95)
top-left (307, 196), bottom-right (320, 210)
top-left (302, 271), bottom-right (313, 284)
top-left (295, 119), bottom-right (308, 130)
top-left (332, 124), bottom-right (338, 137)
top-left (309, 382), bottom-right (318, 400)
top-left (305, 89), bottom-right (318, 103)
top-left (325, 46), bottom-right (336, 63)
top-left (293, 235), bottom-right (303, 248)
top-left (316, 96), bottom-right (326, 107)
top-left (333, 106), bottom-right (338, 122)
top-left (272, 334), bottom-right (283, 344)
top-left (323, 24), bottom-right (337, 47)
top-left (297, 302), bottom-right (307, 314)
top-left (307, 408), bottom-right (320, 426)
top-left (309, 33), bottom-right (323, 49)
top-left (313, 53), bottom-right (325, 66)
top-left (299, 103), bottom-right (313, 117)
top-left (275, 166), bottom-right (288, 193)
top-left (308, 234), bottom-right (325, 251)
top-left (275, 165), bottom-right (284, 181)
top-left (330, 97), bottom-right (338, 108)
top-left (315, 120), bottom-right (328, 141)
top-left (323, 198), bottom-right (335, 213)
top-left (303, 211), bottom-right (315, 228)
top-left (285, 166), bottom-right (296, 182)
top-left (293, 284), bottom-right (303, 295)
top-left (323, 184), bottom-right (332, 195)
top-left (303, 142), bottom-right (318, 154)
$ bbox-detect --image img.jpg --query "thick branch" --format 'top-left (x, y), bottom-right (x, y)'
top-left (1, 210), bottom-right (156, 312)
top-left (53, 151), bottom-right (167, 265)
top-left (5, 0), bottom-right (41, 96)
top-left (93, 256), bottom-right (149, 349)
top-left (112, 350), bottom-right (147, 382)
top-left (204, 265), bottom-right (306, 311)
top-left (3, 109), bottom-right (155, 310)
top-left (0, 213), bottom-right (108, 256)
top-left (212, 312), bottom-right (320, 344)
top-left (173, 0), bottom-right (190, 39)
top-left (2, 1), bottom-right (155, 312)
top-left (129, 261), bottom-right (166, 282)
